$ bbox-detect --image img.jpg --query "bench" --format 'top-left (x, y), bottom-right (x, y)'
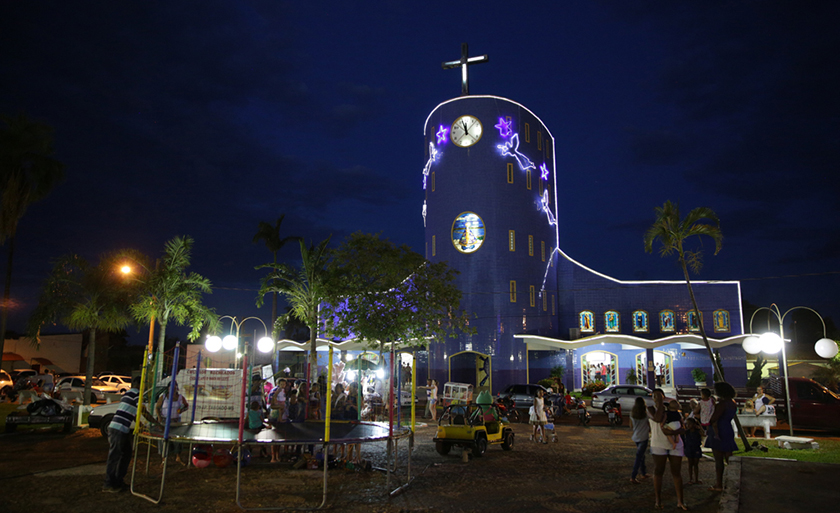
top-left (735, 413), bottom-right (776, 439)
top-left (775, 435), bottom-right (817, 450)
top-left (5, 413), bottom-right (73, 433)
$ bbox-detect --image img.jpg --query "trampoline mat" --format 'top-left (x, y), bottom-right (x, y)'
top-left (157, 420), bottom-right (403, 444)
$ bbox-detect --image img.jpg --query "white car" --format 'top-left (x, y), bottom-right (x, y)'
top-left (99, 374), bottom-right (132, 393)
top-left (55, 375), bottom-right (120, 403)
top-left (0, 370), bottom-right (13, 390)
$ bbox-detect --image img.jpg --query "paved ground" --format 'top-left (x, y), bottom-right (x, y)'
top-left (1, 409), bottom-right (837, 513)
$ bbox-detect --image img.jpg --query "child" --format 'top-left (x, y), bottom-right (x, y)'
top-left (684, 417), bottom-right (705, 484)
top-left (698, 388), bottom-right (715, 431)
top-left (247, 400), bottom-right (267, 458)
top-left (661, 399), bottom-right (683, 450)
top-left (743, 400), bottom-right (757, 437)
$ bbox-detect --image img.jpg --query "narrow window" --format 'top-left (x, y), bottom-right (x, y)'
top-left (425, 242), bottom-right (428, 259)
top-left (508, 230), bottom-right (515, 252)
top-left (551, 295), bottom-right (555, 316)
top-left (509, 281), bottom-right (517, 302)
top-left (537, 131), bottom-right (542, 150)
top-left (528, 235), bottom-right (534, 256)
top-left (526, 169), bottom-right (532, 190)
top-left (431, 171), bottom-right (435, 192)
top-left (542, 291), bottom-right (547, 311)
top-left (545, 140), bottom-right (550, 160)
top-left (539, 175), bottom-right (544, 194)
top-left (529, 286), bottom-right (535, 307)
top-left (524, 122), bottom-right (530, 143)
top-left (432, 235), bottom-right (436, 257)
top-left (541, 241), bottom-right (545, 262)
top-left (507, 163), bottom-right (514, 184)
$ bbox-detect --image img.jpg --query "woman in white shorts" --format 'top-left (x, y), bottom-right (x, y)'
top-left (648, 389), bottom-right (687, 510)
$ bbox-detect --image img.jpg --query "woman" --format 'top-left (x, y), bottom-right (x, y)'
top-left (705, 381), bottom-right (738, 492)
top-left (648, 388), bottom-right (687, 510)
top-left (429, 380), bottom-right (438, 421)
top-left (629, 397), bottom-right (650, 484)
top-left (529, 389), bottom-right (548, 444)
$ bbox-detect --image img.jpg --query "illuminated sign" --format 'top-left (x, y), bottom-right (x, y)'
top-left (436, 125), bottom-right (449, 144)
top-left (497, 133), bottom-right (535, 171)
top-left (494, 117), bottom-right (512, 137)
top-left (451, 212), bottom-right (485, 253)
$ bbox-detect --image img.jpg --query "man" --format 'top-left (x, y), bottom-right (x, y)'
top-left (103, 376), bottom-right (157, 492)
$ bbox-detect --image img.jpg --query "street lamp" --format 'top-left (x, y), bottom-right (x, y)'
top-left (743, 304), bottom-right (836, 435)
top-left (204, 316), bottom-right (274, 367)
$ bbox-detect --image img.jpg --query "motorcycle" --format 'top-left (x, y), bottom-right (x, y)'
top-left (575, 397), bottom-right (591, 426)
top-left (605, 398), bottom-right (623, 426)
top-left (496, 395), bottom-right (521, 423)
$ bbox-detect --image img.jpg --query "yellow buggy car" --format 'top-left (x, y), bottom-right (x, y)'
top-left (433, 403), bottom-right (514, 457)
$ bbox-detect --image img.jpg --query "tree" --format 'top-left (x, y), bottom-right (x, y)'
top-left (0, 114), bottom-right (64, 361)
top-left (644, 200), bottom-right (751, 450)
top-left (257, 237), bottom-right (331, 380)
top-left (27, 254), bottom-right (135, 405)
top-left (129, 236), bottom-right (216, 381)
top-left (811, 350), bottom-right (840, 391)
top-left (253, 215), bottom-right (300, 330)
top-left (323, 232), bottom-right (474, 358)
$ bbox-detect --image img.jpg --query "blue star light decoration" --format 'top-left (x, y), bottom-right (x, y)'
top-left (540, 163), bottom-right (549, 181)
top-left (436, 125), bottom-right (449, 144)
top-left (497, 133), bottom-right (535, 171)
top-left (494, 117), bottom-right (512, 137)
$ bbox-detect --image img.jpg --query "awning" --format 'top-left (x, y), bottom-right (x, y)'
top-left (30, 357), bottom-right (53, 365)
top-left (2, 352), bottom-right (24, 361)
top-left (514, 333), bottom-right (751, 351)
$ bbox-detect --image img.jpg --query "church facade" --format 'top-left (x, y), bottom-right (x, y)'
top-left (422, 94), bottom-right (748, 394)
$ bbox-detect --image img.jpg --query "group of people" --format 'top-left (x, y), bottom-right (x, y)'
top-left (628, 382), bottom-right (740, 510)
top-left (584, 363), bottom-right (614, 385)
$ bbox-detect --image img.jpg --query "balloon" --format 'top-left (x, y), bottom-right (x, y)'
top-left (192, 453), bottom-right (212, 468)
top-left (213, 448), bottom-right (233, 468)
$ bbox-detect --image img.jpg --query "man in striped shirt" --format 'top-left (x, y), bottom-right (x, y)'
top-left (103, 376), bottom-right (157, 492)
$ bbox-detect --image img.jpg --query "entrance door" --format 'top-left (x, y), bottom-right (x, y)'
top-left (581, 351), bottom-right (617, 387)
top-left (635, 351), bottom-right (673, 388)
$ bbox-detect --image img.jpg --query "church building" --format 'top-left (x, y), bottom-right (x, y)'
top-left (421, 46), bottom-right (748, 394)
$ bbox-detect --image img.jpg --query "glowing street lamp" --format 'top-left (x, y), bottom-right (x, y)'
top-left (745, 304), bottom-right (836, 435)
top-left (204, 316), bottom-right (274, 366)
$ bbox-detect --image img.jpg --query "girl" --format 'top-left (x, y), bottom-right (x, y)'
top-left (529, 389), bottom-right (548, 443)
top-left (649, 389), bottom-right (687, 511)
top-left (684, 417), bottom-right (705, 484)
top-left (629, 397), bottom-right (650, 484)
top-left (429, 380), bottom-right (438, 421)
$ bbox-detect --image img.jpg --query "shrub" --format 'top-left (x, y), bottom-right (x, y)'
top-left (581, 380), bottom-right (607, 396)
top-left (537, 378), bottom-right (555, 390)
top-left (691, 368), bottom-right (707, 383)
top-left (625, 368), bottom-right (637, 384)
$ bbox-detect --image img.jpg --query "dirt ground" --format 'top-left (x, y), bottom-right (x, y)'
top-left (0, 412), bottom-right (728, 513)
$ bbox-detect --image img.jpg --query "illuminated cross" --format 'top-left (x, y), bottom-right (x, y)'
top-left (442, 43), bottom-right (488, 96)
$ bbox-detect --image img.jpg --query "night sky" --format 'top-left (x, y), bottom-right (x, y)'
top-left (2, 2), bottom-right (838, 345)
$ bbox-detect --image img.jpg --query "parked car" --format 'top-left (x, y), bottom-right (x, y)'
top-left (99, 374), bottom-right (132, 393)
top-left (10, 369), bottom-right (37, 384)
top-left (0, 370), bottom-right (13, 390)
top-left (497, 384), bottom-right (549, 412)
top-left (88, 386), bottom-right (167, 436)
top-left (55, 375), bottom-right (120, 403)
top-left (590, 385), bottom-right (656, 412)
top-left (773, 377), bottom-right (840, 430)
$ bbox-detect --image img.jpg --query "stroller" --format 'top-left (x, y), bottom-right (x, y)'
top-left (543, 413), bottom-right (559, 442)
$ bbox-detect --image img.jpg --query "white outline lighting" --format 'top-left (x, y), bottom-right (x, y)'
top-left (540, 190), bottom-right (556, 226)
top-left (422, 142), bottom-right (438, 190)
top-left (497, 133), bottom-right (535, 171)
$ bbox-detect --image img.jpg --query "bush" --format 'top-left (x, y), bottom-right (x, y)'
top-left (537, 378), bottom-right (555, 390)
top-left (581, 381), bottom-right (607, 396)
top-left (691, 368), bottom-right (707, 383)
top-left (625, 368), bottom-right (637, 384)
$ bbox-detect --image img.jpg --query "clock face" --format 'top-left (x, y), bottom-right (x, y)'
top-left (450, 115), bottom-right (482, 147)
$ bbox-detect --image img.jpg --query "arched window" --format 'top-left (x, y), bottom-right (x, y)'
top-left (579, 311), bottom-right (595, 333)
top-left (659, 310), bottom-right (675, 332)
top-left (713, 310), bottom-right (730, 332)
top-left (604, 311), bottom-right (620, 332)
top-left (632, 310), bottom-right (649, 333)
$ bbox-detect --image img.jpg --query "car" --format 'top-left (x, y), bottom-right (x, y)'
top-left (10, 369), bottom-right (37, 384)
top-left (433, 403), bottom-right (514, 457)
top-left (99, 374), bottom-right (133, 393)
top-left (590, 384), bottom-right (656, 412)
top-left (497, 383), bottom-right (549, 412)
top-left (0, 370), bottom-right (13, 391)
top-left (54, 375), bottom-right (120, 403)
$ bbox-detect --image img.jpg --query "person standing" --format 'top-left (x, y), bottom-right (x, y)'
top-left (629, 397), bottom-right (650, 484)
top-left (648, 388), bottom-right (687, 510)
top-left (529, 389), bottom-right (548, 444)
top-left (705, 381), bottom-right (739, 492)
top-left (103, 376), bottom-right (157, 492)
top-left (155, 382), bottom-right (189, 465)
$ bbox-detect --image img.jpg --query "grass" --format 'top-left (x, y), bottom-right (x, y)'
top-left (738, 437), bottom-right (840, 464)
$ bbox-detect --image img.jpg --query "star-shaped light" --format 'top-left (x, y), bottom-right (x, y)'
top-left (494, 117), bottom-right (512, 137)
top-left (436, 125), bottom-right (449, 144)
top-left (540, 163), bottom-right (549, 181)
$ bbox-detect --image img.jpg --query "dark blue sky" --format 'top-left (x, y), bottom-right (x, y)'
top-left (2, 1), bottom-right (838, 344)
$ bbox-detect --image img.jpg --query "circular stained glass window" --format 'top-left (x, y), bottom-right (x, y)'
top-left (451, 212), bottom-right (485, 254)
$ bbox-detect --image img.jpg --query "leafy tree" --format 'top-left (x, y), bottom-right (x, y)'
top-left (323, 232), bottom-right (474, 358)
top-left (27, 254), bottom-right (135, 405)
top-left (747, 354), bottom-right (767, 387)
top-left (644, 200), bottom-right (750, 450)
top-left (257, 237), bottom-right (331, 379)
top-left (253, 215), bottom-right (300, 329)
top-left (0, 114), bottom-right (64, 360)
top-left (129, 236), bottom-right (216, 380)
top-left (811, 349), bottom-right (840, 391)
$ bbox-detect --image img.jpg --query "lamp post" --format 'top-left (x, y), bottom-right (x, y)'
top-left (742, 304), bottom-right (837, 436)
top-left (204, 316), bottom-right (274, 368)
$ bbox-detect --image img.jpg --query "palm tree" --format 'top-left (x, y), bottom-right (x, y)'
top-left (130, 236), bottom-right (216, 381)
top-left (252, 215), bottom-right (300, 331)
top-left (27, 254), bottom-right (135, 405)
top-left (644, 200), bottom-right (750, 450)
top-left (257, 237), bottom-right (331, 381)
top-left (0, 114), bottom-right (64, 361)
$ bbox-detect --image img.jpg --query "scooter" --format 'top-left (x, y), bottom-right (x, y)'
top-left (575, 398), bottom-right (591, 426)
top-left (605, 398), bottom-right (623, 426)
top-left (496, 395), bottom-right (521, 423)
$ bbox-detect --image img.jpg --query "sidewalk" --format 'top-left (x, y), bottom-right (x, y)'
top-left (721, 456), bottom-right (837, 513)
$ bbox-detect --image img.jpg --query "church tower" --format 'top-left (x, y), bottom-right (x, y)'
top-left (423, 46), bottom-right (561, 393)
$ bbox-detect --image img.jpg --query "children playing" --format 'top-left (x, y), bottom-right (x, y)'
top-left (684, 417), bottom-right (705, 484)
